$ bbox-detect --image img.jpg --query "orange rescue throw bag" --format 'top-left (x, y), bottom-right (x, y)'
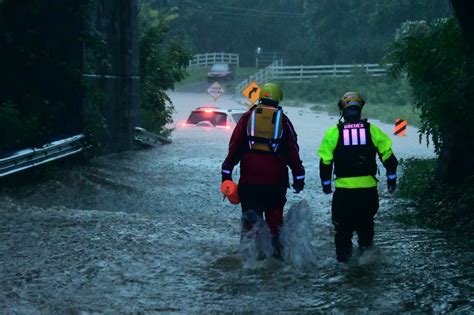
top-left (221, 180), bottom-right (240, 205)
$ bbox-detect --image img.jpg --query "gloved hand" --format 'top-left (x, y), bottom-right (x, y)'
top-left (387, 174), bottom-right (397, 194)
top-left (222, 171), bottom-right (232, 183)
top-left (292, 177), bottom-right (305, 193)
top-left (322, 180), bottom-right (332, 194)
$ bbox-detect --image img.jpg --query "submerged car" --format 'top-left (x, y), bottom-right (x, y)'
top-left (207, 63), bottom-right (234, 82)
top-left (182, 106), bottom-right (245, 129)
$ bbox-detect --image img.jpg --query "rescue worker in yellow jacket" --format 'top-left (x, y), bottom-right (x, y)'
top-left (317, 92), bottom-right (398, 262)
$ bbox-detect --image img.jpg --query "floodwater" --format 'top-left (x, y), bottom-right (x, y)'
top-left (0, 92), bottom-right (472, 313)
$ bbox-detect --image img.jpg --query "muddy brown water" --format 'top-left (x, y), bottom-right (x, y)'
top-left (0, 93), bottom-right (472, 313)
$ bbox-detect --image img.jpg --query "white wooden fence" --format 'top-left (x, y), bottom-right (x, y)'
top-left (235, 59), bottom-right (283, 95)
top-left (235, 62), bottom-right (390, 95)
top-left (255, 52), bottom-right (284, 68)
top-left (270, 63), bottom-right (389, 81)
top-left (188, 52), bottom-right (239, 68)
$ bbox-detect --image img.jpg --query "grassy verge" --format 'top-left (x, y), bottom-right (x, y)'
top-left (279, 75), bottom-right (421, 126)
top-left (395, 158), bottom-right (474, 231)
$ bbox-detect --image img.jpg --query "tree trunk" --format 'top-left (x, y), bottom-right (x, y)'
top-left (444, 1), bottom-right (474, 185)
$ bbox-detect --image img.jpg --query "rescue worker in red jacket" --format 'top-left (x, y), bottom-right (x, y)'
top-left (318, 92), bottom-right (398, 262)
top-left (221, 83), bottom-right (305, 258)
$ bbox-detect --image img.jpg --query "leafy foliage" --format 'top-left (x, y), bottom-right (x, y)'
top-left (397, 158), bottom-right (437, 199)
top-left (396, 158), bottom-right (474, 232)
top-left (386, 19), bottom-right (472, 154)
top-left (139, 5), bottom-right (191, 136)
top-left (388, 17), bottom-right (474, 229)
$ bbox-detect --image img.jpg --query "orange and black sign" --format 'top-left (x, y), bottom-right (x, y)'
top-left (394, 119), bottom-right (407, 136)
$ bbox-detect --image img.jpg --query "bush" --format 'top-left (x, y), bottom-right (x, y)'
top-left (397, 158), bottom-right (436, 199)
top-left (139, 6), bottom-right (191, 136)
top-left (396, 158), bottom-right (474, 231)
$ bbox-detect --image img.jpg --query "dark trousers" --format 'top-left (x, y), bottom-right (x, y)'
top-left (238, 184), bottom-right (287, 237)
top-left (332, 187), bottom-right (379, 262)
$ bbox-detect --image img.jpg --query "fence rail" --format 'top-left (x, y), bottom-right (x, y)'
top-left (188, 52), bottom-right (239, 68)
top-left (235, 59), bottom-right (284, 95)
top-left (270, 63), bottom-right (389, 81)
top-left (235, 62), bottom-right (390, 95)
top-left (255, 52), bottom-right (284, 68)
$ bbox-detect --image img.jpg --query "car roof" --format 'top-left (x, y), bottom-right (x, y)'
top-left (193, 107), bottom-right (246, 114)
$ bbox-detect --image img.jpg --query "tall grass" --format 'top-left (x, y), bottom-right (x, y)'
top-left (279, 74), bottom-right (421, 126)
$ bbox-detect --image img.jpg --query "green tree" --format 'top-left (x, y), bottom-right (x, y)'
top-left (139, 4), bottom-right (191, 136)
top-left (386, 18), bottom-right (474, 185)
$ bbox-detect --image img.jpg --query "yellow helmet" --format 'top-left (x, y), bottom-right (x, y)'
top-left (259, 83), bottom-right (283, 105)
top-left (337, 92), bottom-right (365, 110)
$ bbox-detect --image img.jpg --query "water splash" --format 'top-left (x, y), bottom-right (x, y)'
top-left (238, 214), bottom-right (274, 269)
top-left (236, 200), bottom-right (321, 269)
top-left (281, 200), bottom-right (320, 268)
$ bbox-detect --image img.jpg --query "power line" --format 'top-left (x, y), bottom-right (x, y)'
top-left (181, 0), bottom-right (304, 18)
top-left (185, 7), bottom-right (302, 19)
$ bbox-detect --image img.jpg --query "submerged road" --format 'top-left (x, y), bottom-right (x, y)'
top-left (0, 92), bottom-right (472, 313)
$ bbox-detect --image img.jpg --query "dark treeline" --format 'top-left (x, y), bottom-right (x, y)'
top-left (0, 1), bottom-right (85, 155)
top-left (146, 0), bottom-right (451, 65)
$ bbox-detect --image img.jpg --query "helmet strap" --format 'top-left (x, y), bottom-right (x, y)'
top-left (338, 109), bottom-right (344, 123)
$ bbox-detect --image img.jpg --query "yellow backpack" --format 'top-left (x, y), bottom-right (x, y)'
top-left (246, 105), bottom-right (284, 153)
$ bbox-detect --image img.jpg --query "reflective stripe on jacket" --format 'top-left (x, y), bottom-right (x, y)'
top-left (317, 122), bottom-right (393, 189)
top-left (222, 108), bottom-right (305, 185)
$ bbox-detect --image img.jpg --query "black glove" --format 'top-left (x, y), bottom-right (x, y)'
top-left (322, 180), bottom-right (332, 194)
top-left (387, 174), bottom-right (397, 194)
top-left (222, 171), bottom-right (232, 183)
top-left (292, 177), bottom-right (305, 193)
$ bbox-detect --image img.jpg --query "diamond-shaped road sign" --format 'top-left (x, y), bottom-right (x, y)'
top-left (207, 82), bottom-right (224, 101)
top-left (242, 81), bottom-right (261, 105)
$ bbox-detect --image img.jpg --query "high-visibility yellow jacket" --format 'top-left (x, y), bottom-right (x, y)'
top-left (317, 122), bottom-right (395, 189)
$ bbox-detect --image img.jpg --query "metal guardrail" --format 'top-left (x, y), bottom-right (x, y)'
top-left (0, 127), bottom-right (172, 177)
top-left (0, 134), bottom-right (86, 177)
top-left (188, 52), bottom-right (240, 68)
top-left (134, 127), bottom-right (172, 146)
